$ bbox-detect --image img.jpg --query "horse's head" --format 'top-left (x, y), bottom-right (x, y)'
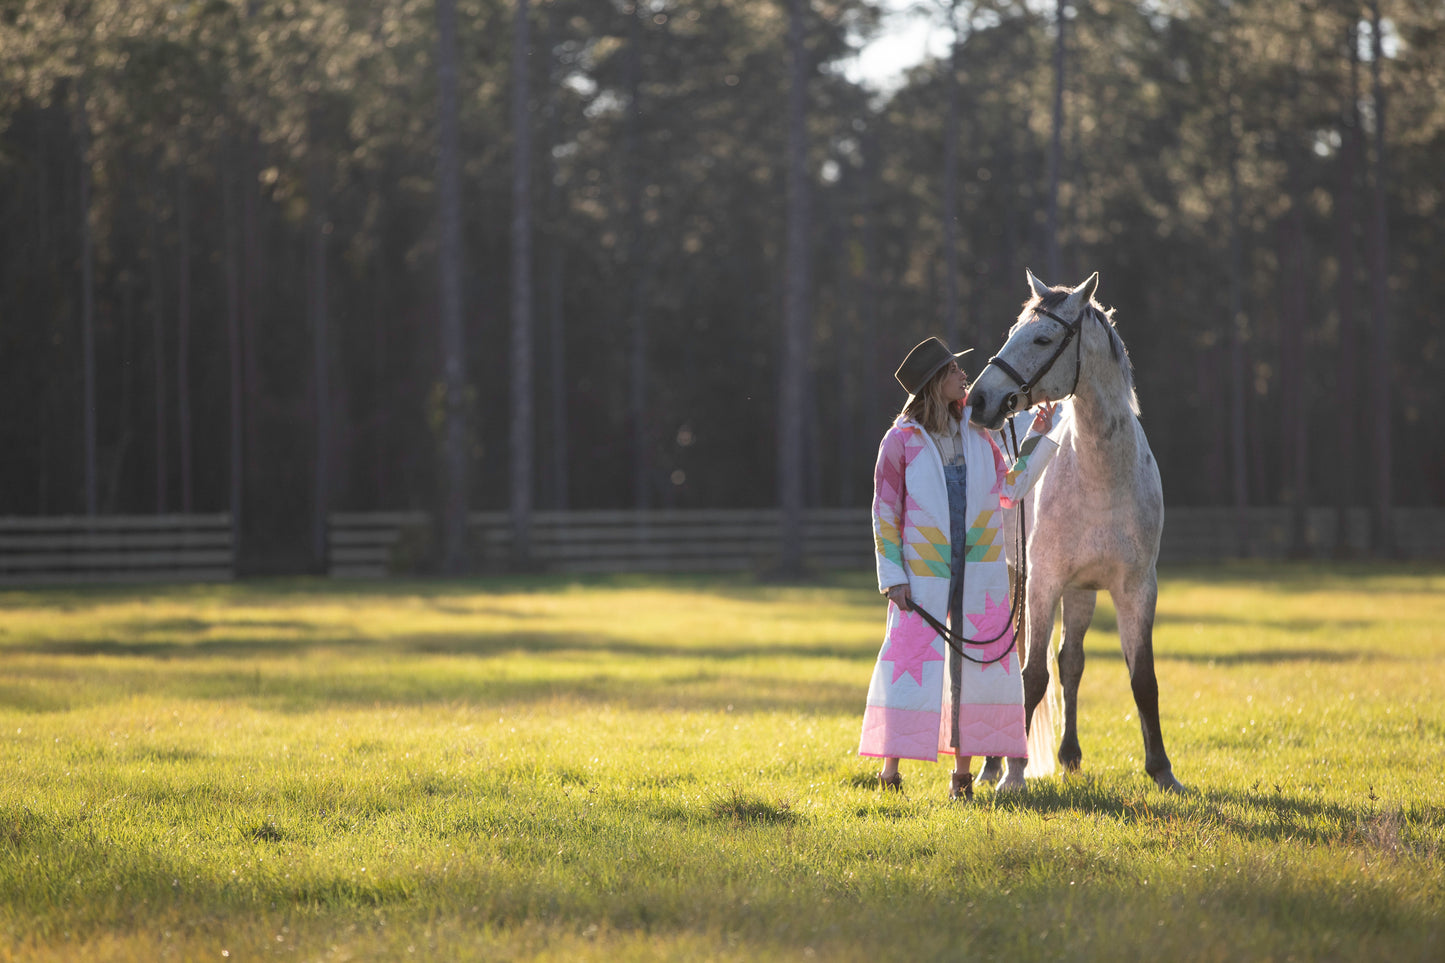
top-left (967, 270), bottom-right (1100, 431)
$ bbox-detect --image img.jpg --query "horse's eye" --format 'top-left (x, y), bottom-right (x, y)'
top-left (1033, 336), bottom-right (1052, 346)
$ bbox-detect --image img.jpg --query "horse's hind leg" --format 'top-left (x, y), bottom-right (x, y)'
top-left (1057, 587), bottom-right (1096, 773)
top-left (1114, 575), bottom-right (1184, 793)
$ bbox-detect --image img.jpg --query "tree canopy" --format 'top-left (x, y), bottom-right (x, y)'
top-left (1, 0), bottom-right (1440, 563)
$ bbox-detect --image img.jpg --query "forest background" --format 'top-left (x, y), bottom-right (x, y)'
top-left (1, 0), bottom-right (1441, 574)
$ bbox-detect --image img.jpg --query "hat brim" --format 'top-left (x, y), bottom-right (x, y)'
top-left (904, 348), bottom-right (975, 409)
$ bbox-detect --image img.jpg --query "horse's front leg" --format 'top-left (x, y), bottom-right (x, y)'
top-left (1057, 587), bottom-right (1097, 773)
top-left (1113, 576), bottom-right (1184, 793)
top-left (999, 582), bottom-right (1061, 792)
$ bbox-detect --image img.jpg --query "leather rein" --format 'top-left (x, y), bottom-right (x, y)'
top-left (898, 304), bottom-right (1097, 666)
top-left (904, 419), bottom-right (1028, 667)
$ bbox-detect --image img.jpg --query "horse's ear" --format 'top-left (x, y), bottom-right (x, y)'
top-left (1063, 272), bottom-right (1099, 313)
top-left (1026, 269), bottom-right (1050, 300)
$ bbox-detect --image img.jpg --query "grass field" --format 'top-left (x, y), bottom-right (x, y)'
top-left (1, 563), bottom-right (1442, 961)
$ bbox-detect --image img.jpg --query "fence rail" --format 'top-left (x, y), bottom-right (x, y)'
top-left (329, 505), bottom-right (1445, 577)
top-left (328, 508), bottom-right (871, 577)
top-left (0, 508), bottom-right (1440, 585)
top-left (0, 514), bottom-right (234, 585)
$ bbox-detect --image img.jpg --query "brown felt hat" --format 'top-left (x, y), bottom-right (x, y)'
top-left (895, 337), bottom-right (974, 395)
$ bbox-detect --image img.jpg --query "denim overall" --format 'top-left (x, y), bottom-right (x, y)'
top-left (943, 455), bottom-right (968, 753)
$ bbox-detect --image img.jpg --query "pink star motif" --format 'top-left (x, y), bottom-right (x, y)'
top-left (966, 591), bottom-right (1016, 672)
top-left (881, 610), bottom-right (944, 686)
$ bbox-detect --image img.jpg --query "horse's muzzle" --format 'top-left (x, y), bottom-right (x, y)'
top-left (967, 390), bottom-right (1013, 431)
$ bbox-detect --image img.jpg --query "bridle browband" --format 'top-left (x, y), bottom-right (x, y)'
top-left (983, 304), bottom-right (1096, 412)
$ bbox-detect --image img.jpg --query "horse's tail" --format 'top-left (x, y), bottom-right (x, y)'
top-left (1023, 601), bottom-right (1062, 779)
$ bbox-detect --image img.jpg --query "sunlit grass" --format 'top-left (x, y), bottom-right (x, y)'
top-left (1, 564), bottom-right (1442, 961)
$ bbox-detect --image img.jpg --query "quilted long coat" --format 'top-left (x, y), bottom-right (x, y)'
top-left (859, 412), bottom-right (1062, 762)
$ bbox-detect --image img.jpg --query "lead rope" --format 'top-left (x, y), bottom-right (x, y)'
top-left (904, 418), bottom-right (1029, 666)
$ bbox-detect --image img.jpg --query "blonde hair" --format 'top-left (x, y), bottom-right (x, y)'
top-left (901, 364), bottom-right (966, 436)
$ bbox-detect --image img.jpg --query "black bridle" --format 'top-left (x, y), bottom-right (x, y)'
top-left (983, 305), bottom-right (1094, 412)
top-left (899, 304), bottom-right (1097, 667)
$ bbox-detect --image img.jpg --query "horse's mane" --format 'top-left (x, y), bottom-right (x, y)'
top-left (1019, 287), bottom-right (1140, 415)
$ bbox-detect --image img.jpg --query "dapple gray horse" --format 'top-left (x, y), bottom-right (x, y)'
top-left (968, 272), bottom-right (1184, 793)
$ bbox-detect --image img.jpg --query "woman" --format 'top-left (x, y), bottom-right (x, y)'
top-left (860, 337), bottom-right (1061, 800)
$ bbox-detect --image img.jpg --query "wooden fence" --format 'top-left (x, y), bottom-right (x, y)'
top-left (328, 508), bottom-right (872, 577)
top-left (0, 514), bottom-right (234, 585)
top-left (0, 508), bottom-right (1441, 584)
top-left (330, 506), bottom-right (1445, 577)
top-left (1157, 506), bottom-right (1445, 563)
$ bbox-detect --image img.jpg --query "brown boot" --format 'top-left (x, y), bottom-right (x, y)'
top-left (878, 771), bottom-right (904, 793)
top-left (949, 771), bottom-right (973, 802)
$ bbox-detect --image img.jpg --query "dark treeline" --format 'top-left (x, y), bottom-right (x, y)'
top-left (1, 0), bottom-right (1441, 569)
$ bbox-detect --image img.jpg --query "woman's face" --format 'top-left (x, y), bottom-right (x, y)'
top-left (939, 360), bottom-right (969, 404)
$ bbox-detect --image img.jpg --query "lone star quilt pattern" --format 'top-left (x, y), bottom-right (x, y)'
top-left (861, 412), bottom-right (1061, 762)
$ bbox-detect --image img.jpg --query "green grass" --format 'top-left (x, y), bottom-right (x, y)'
top-left (1, 563), bottom-right (1442, 961)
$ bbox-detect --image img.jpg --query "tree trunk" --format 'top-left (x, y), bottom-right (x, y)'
top-left (1224, 14), bottom-right (1249, 556)
top-left (1366, 0), bottom-right (1393, 556)
top-left (77, 87), bottom-right (98, 517)
top-left (308, 116), bottom-right (330, 572)
top-left (544, 0), bottom-right (568, 510)
top-left (149, 167), bottom-right (169, 514)
top-left (835, 199), bottom-right (856, 507)
top-left (778, 0), bottom-right (811, 576)
top-left (176, 167), bottom-right (194, 513)
top-left (436, 0), bottom-right (470, 573)
top-left (367, 167), bottom-right (391, 508)
top-left (999, 89), bottom-right (1020, 329)
top-left (1280, 197), bottom-right (1309, 556)
top-left (545, 250), bottom-right (567, 509)
top-left (624, 4), bottom-right (649, 510)
top-left (1044, 0), bottom-right (1066, 280)
top-left (241, 132), bottom-right (262, 505)
top-left (511, 0), bottom-right (535, 566)
top-left (222, 140), bottom-right (244, 564)
top-left (110, 173), bottom-right (137, 514)
top-left (1334, 21), bottom-right (1361, 555)
top-left (860, 127), bottom-right (881, 484)
top-left (941, 1), bottom-right (962, 348)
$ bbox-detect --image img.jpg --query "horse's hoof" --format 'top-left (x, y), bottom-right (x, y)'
top-left (976, 758), bottom-right (1003, 786)
top-left (996, 772), bottom-right (1027, 794)
top-left (1152, 770), bottom-right (1185, 794)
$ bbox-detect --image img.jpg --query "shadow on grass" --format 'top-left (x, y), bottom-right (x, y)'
top-left (982, 773), bottom-right (1445, 850)
top-left (1159, 561), bottom-right (1445, 596)
top-left (1059, 643), bottom-right (1378, 666)
top-left (0, 649), bottom-right (869, 717)
top-left (1081, 610), bottom-right (1382, 636)
top-left (1157, 611), bottom-right (1380, 634)
top-left (8, 628), bottom-right (875, 664)
top-left (0, 571), bottom-right (880, 606)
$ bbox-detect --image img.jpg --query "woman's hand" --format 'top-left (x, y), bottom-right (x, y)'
top-left (1031, 402), bottom-right (1059, 434)
top-left (886, 583), bottom-right (912, 610)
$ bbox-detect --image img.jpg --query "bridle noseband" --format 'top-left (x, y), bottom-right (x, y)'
top-left (983, 305), bottom-right (1094, 412)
